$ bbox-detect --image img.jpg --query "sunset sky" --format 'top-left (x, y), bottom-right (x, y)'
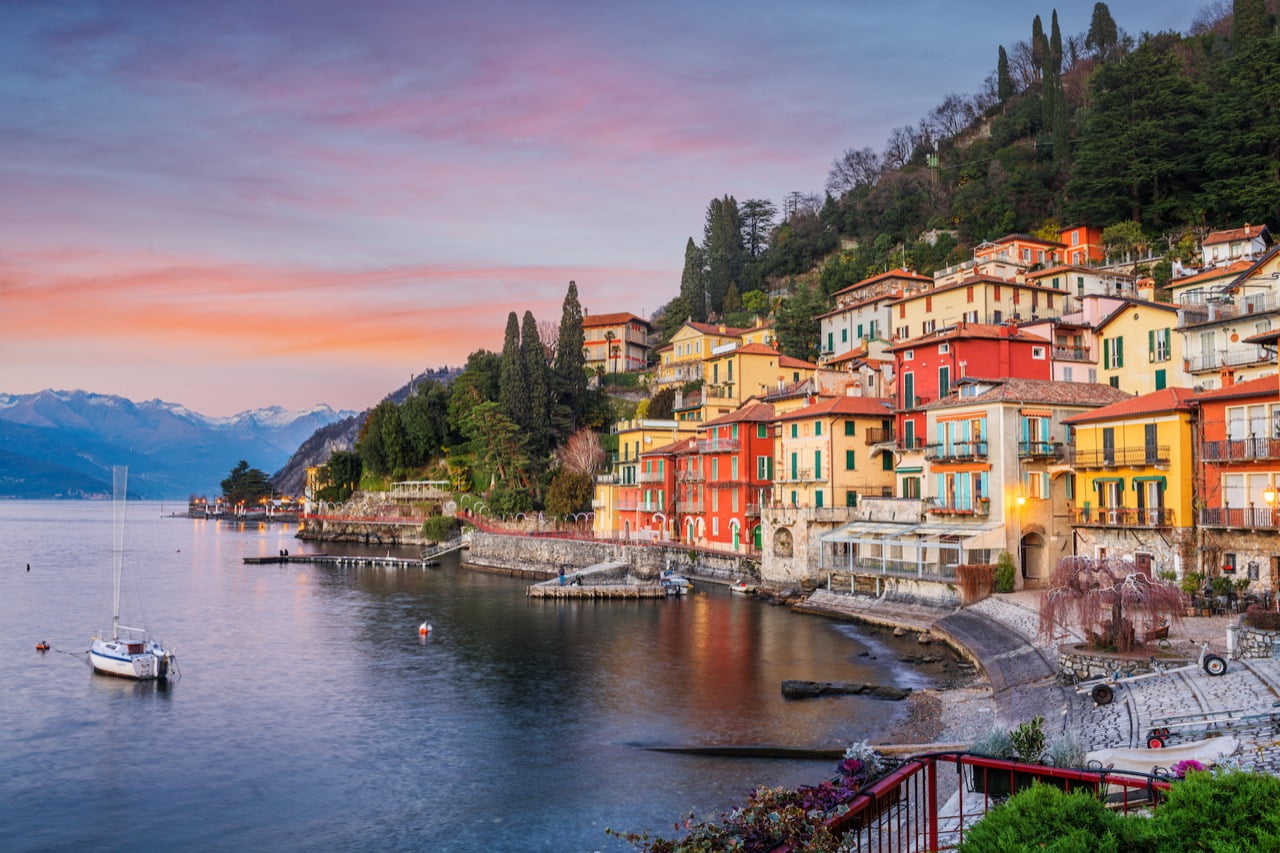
top-left (2, 0), bottom-right (1202, 416)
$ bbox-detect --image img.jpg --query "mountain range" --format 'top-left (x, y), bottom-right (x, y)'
top-left (0, 390), bottom-right (357, 499)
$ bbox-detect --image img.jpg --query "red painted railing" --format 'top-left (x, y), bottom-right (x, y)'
top-left (773, 752), bottom-right (1170, 852)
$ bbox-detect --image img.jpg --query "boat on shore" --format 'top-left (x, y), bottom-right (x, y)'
top-left (660, 571), bottom-right (692, 595)
top-left (89, 467), bottom-right (177, 681)
top-left (731, 580), bottom-right (758, 595)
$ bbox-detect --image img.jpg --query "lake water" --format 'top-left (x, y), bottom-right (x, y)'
top-left (0, 501), bottom-right (952, 851)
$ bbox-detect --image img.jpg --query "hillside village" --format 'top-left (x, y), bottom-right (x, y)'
top-left (588, 223), bottom-right (1280, 600)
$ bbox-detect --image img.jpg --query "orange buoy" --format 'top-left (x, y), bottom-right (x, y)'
top-left (418, 622), bottom-right (431, 636)
top-left (36, 642), bottom-right (50, 651)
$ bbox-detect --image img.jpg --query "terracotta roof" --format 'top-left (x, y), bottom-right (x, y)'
top-left (775, 396), bottom-right (893, 421)
top-left (1062, 388), bottom-right (1198, 424)
top-left (716, 342), bottom-right (781, 357)
top-left (816, 290), bottom-right (899, 319)
top-left (831, 268), bottom-right (931, 299)
top-left (1093, 299), bottom-right (1180, 331)
top-left (779, 355), bottom-right (818, 370)
top-left (922, 378), bottom-right (1131, 410)
top-left (583, 311), bottom-right (650, 328)
top-left (1026, 264), bottom-right (1133, 281)
top-left (987, 233), bottom-right (1067, 249)
top-left (700, 400), bottom-right (776, 427)
top-left (888, 274), bottom-right (1065, 306)
top-left (885, 323), bottom-right (1049, 352)
top-left (1202, 224), bottom-right (1271, 246)
top-left (1168, 261), bottom-right (1253, 288)
top-left (642, 437), bottom-right (698, 457)
top-left (826, 346), bottom-right (869, 365)
top-left (1191, 375), bottom-right (1279, 402)
top-left (685, 321), bottom-right (747, 337)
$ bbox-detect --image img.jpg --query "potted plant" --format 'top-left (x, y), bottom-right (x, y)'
top-left (968, 725), bottom-right (1016, 797)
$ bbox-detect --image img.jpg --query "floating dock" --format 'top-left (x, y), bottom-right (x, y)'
top-left (243, 554), bottom-right (432, 569)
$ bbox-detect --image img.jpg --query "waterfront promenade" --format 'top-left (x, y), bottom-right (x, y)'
top-left (801, 588), bottom-right (1280, 773)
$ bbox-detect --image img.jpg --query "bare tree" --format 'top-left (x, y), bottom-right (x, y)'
top-left (927, 93), bottom-right (977, 139)
top-left (1039, 556), bottom-right (1185, 653)
top-left (881, 125), bottom-right (920, 171)
top-left (556, 427), bottom-right (605, 475)
top-left (537, 319), bottom-right (559, 363)
top-left (1190, 0), bottom-right (1232, 35)
top-left (1008, 39), bottom-right (1040, 90)
top-left (826, 147), bottom-right (881, 198)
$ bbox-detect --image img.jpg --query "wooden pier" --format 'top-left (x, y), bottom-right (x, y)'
top-left (243, 554), bottom-right (433, 569)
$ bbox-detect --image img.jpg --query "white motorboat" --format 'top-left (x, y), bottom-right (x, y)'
top-left (660, 571), bottom-right (692, 595)
top-left (89, 467), bottom-right (176, 680)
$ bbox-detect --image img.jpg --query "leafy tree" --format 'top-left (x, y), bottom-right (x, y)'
top-left (1102, 220), bottom-right (1148, 264)
top-left (400, 380), bottom-right (450, 466)
top-left (521, 309), bottom-right (551, 458)
top-left (446, 350), bottom-right (500, 446)
top-left (1085, 2), bottom-right (1120, 61)
top-left (556, 427), bottom-right (605, 475)
top-left (318, 450), bottom-right (362, 501)
top-left (703, 195), bottom-right (745, 317)
top-left (220, 460), bottom-right (273, 505)
top-left (740, 198), bottom-right (777, 258)
top-left (356, 400), bottom-right (400, 476)
top-left (462, 401), bottom-right (529, 491)
top-left (775, 282), bottom-right (825, 363)
top-left (498, 311), bottom-right (527, 431)
top-left (741, 289), bottom-right (770, 320)
top-left (653, 294), bottom-right (693, 345)
top-left (678, 238), bottom-right (707, 322)
top-left (1031, 14), bottom-right (1045, 81)
top-left (545, 470), bottom-right (594, 517)
top-left (552, 280), bottom-right (587, 438)
top-left (647, 387), bottom-right (676, 420)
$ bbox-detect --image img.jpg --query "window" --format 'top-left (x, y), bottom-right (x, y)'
top-left (712, 516), bottom-right (719, 536)
top-left (731, 423), bottom-right (738, 439)
top-left (1103, 336), bottom-right (1124, 369)
top-left (846, 490), bottom-right (857, 507)
top-left (902, 477), bottom-right (921, 498)
top-left (1155, 369), bottom-right (1166, 390)
top-left (845, 449), bottom-right (855, 470)
top-left (815, 421), bottom-right (823, 437)
top-left (815, 490), bottom-right (824, 508)
top-left (1077, 276), bottom-right (1085, 295)
top-left (1032, 346), bottom-right (1046, 359)
top-left (791, 423), bottom-right (798, 438)
top-left (993, 310), bottom-right (1003, 323)
top-left (790, 490), bottom-right (798, 507)
top-left (731, 490), bottom-right (738, 511)
top-left (903, 349), bottom-right (915, 360)
top-left (757, 423), bottom-right (767, 439)
top-left (1063, 366), bottom-right (1074, 382)
top-left (814, 449), bottom-right (822, 477)
top-left (923, 319), bottom-right (936, 334)
top-left (826, 332), bottom-right (833, 352)
top-left (844, 420), bottom-right (855, 436)
top-left (731, 456), bottom-right (738, 480)
top-left (963, 310), bottom-right (978, 323)
top-left (896, 325), bottom-right (910, 339)
top-left (711, 458), bottom-right (719, 480)
top-left (1109, 376), bottom-right (1120, 388)
top-left (939, 343), bottom-right (950, 354)
top-left (756, 455), bottom-right (773, 479)
top-left (1024, 471), bottom-right (1048, 499)
top-left (994, 285), bottom-right (1002, 299)
top-left (841, 328), bottom-right (848, 343)
top-left (938, 365), bottom-right (950, 398)
top-left (882, 450), bottom-right (894, 470)
top-left (1149, 328), bottom-right (1171, 363)
top-left (925, 295), bottom-right (933, 311)
top-left (967, 286), bottom-right (974, 302)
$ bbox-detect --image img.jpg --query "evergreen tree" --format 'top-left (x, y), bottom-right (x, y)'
top-left (678, 238), bottom-right (707, 322)
top-left (1085, 2), bottom-right (1120, 61)
top-left (521, 309), bottom-right (551, 458)
top-left (1031, 15), bottom-right (1045, 82)
top-left (400, 380), bottom-right (450, 466)
top-left (220, 460), bottom-right (274, 505)
top-left (774, 282), bottom-right (825, 363)
top-left (552, 280), bottom-right (587, 437)
top-left (702, 195), bottom-right (745, 317)
top-left (498, 312), bottom-right (527, 432)
top-left (997, 45), bottom-right (1014, 101)
top-left (1232, 0), bottom-right (1271, 45)
top-left (740, 198), bottom-right (777, 258)
top-left (1200, 36), bottom-right (1280, 225)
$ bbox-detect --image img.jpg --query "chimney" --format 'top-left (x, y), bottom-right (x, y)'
top-left (1220, 367), bottom-right (1236, 388)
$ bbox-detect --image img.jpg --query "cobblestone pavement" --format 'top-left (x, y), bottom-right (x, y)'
top-left (802, 588), bottom-right (1280, 771)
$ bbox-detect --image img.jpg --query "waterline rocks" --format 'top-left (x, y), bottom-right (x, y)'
top-left (781, 680), bottom-right (912, 701)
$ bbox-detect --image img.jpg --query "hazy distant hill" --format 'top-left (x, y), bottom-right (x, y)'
top-left (0, 390), bottom-right (357, 499)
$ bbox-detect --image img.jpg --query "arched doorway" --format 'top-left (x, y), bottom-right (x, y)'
top-left (1020, 532), bottom-right (1046, 584)
top-left (730, 519), bottom-right (741, 551)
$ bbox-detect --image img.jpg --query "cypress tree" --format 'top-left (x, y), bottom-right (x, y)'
top-left (498, 311), bottom-right (527, 432)
top-left (1233, 0), bottom-right (1271, 45)
top-left (1086, 3), bottom-right (1119, 62)
top-left (679, 237), bottom-right (707, 322)
top-left (997, 45), bottom-right (1014, 101)
top-left (1031, 15), bottom-right (1045, 82)
top-left (552, 280), bottom-right (587, 436)
top-left (521, 310), bottom-right (550, 458)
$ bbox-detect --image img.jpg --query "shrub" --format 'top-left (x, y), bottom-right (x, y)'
top-left (1180, 571), bottom-right (1203, 596)
top-left (1143, 769), bottom-right (1280, 850)
top-left (421, 515), bottom-right (460, 543)
top-left (1009, 716), bottom-right (1046, 764)
top-left (1043, 731), bottom-right (1086, 768)
top-left (970, 725), bottom-right (1015, 759)
top-left (995, 551), bottom-right (1016, 593)
top-left (957, 563), bottom-right (996, 603)
top-left (957, 785), bottom-right (1127, 852)
top-left (1245, 604), bottom-right (1280, 631)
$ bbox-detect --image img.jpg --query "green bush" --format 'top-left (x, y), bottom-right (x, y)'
top-left (995, 551), bottom-right (1016, 593)
top-left (421, 515), bottom-right (460, 543)
top-left (1009, 715), bottom-right (1045, 764)
top-left (1143, 769), bottom-right (1280, 850)
top-left (958, 785), bottom-right (1127, 852)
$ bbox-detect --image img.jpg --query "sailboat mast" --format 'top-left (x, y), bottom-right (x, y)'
top-left (112, 466), bottom-right (127, 640)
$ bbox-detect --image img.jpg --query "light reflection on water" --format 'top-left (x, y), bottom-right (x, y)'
top-left (0, 501), bottom-right (956, 851)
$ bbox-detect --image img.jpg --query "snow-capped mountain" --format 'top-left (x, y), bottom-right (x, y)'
top-left (0, 390), bottom-right (357, 499)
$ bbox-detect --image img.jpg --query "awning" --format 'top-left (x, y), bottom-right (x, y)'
top-left (896, 466), bottom-right (923, 474)
top-left (821, 520), bottom-right (1002, 546)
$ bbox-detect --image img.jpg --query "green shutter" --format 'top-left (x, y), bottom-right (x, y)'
top-left (846, 449), bottom-right (855, 470)
top-left (1148, 329), bottom-right (1155, 363)
top-left (1103, 338), bottom-right (1110, 368)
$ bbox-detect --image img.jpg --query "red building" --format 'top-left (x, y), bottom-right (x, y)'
top-left (886, 323), bottom-right (1052, 454)
top-left (1193, 375), bottom-right (1280, 587)
top-left (682, 401), bottom-right (775, 551)
top-left (634, 437), bottom-right (695, 541)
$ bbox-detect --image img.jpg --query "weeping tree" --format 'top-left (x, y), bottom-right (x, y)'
top-left (1039, 556), bottom-right (1185, 653)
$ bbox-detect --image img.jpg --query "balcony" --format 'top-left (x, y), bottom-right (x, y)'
top-left (1052, 344), bottom-right (1092, 362)
top-left (1018, 441), bottom-right (1066, 460)
top-left (1203, 437), bottom-right (1280, 462)
top-left (1178, 291), bottom-right (1280, 328)
top-left (896, 437), bottom-right (926, 452)
top-left (745, 503), bottom-right (761, 517)
top-left (636, 471), bottom-right (664, 483)
top-left (1185, 347), bottom-right (1272, 373)
top-left (595, 473), bottom-right (617, 484)
top-left (925, 441), bottom-right (989, 462)
top-left (1067, 445), bottom-right (1170, 467)
top-left (615, 499), bottom-right (640, 511)
top-left (676, 468), bottom-right (705, 483)
top-left (865, 427), bottom-right (895, 445)
top-left (927, 497), bottom-right (990, 517)
top-left (698, 437), bottom-right (740, 453)
top-left (1073, 507), bottom-right (1176, 528)
top-left (1200, 506), bottom-right (1280, 529)
top-left (675, 499), bottom-right (704, 513)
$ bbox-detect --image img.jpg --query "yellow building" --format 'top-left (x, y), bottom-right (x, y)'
top-left (889, 275), bottom-right (1073, 343)
top-left (592, 418), bottom-right (697, 538)
top-left (582, 311), bottom-right (652, 374)
top-left (701, 343), bottom-right (817, 420)
top-left (654, 321), bottom-right (747, 388)
top-left (772, 396), bottom-right (896, 511)
top-left (1062, 388), bottom-right (1197, 575)
top-left (1093, 300), bottom-right (1189, 394)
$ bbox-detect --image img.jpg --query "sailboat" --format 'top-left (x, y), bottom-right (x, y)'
top-left (89, 467), bottom-right (176, 680)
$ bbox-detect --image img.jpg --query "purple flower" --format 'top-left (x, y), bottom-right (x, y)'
top-left (1170, 759), bottom-right (1206, 778)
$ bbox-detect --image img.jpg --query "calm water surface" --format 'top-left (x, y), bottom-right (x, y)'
top-left (1, 501), bottom-right (949, 851)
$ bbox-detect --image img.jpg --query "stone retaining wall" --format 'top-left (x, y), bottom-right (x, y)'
top-left (1056, 647), bottom-right (1193, 682)
top-left (1234, 626), bottom-right (1280, 659)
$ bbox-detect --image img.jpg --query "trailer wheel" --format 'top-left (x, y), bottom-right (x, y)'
top-left (1147, 734), bottom-right (1167, 749)
top-left (1091, 684), bottom-right (1115, 705)
top-left (1203, 654), bottom-right (1227, 676)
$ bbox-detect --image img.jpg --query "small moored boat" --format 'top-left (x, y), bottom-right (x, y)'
top-left (660, 571), bottom-right (692, 595)
top-left (731, 581), bottom-right (758, 595)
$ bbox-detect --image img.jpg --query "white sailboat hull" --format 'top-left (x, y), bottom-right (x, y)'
top-left (89, 635), bottom-right (173, 680)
